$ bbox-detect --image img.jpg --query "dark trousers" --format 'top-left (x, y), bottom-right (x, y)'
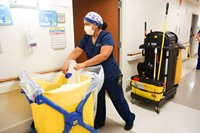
top-left (197, 43), bottom-right (200, 69)
top-left (94, 77), bottom-right (135, 127)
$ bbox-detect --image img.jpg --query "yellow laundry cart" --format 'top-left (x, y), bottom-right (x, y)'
top-left (19, 65), bottom-right (103, 133)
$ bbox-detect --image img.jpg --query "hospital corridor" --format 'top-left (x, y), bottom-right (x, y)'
top-left (0, 0), bottom-right (200, 133)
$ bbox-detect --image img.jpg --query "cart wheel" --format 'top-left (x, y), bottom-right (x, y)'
top-left (131, 98), bottom-right (135, 104)
top-left (155, 107), bottom-right (160, 114)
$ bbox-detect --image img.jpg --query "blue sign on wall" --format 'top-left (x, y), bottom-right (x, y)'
top-left (0, 5), bottom-right (13, 26)
top-left (39, 10), bottom-right (57, 27)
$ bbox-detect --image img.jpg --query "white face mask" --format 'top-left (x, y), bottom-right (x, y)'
top-left (84, 25), bottom-right (94, 35)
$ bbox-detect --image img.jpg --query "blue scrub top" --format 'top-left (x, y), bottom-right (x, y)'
top-left (198, 30), bottom-right (200, 44)
top-left (78, 30), bottom-right (120, 81)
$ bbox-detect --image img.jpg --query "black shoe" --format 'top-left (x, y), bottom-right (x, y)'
top-left (124, 113), bottom-right (135, 130)
top-left (124, 123), bottom-right (133, 130)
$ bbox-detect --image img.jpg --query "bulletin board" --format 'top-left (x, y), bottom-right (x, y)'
top-left (0, 1), bottom-right (74, 81)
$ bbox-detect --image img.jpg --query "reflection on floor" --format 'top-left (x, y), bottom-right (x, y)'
top-left (172, 70), bottom-right (200, 110)
top-left (99, 57), bottom-right (200, 133)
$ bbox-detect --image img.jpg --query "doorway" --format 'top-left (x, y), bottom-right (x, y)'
top-left (72, 0), bottom-right (120, 64)
top-left (190, 14), bottom-right (199, 57)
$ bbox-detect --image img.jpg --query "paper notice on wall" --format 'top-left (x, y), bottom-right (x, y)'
top-left (49, 27), bottom-right (66, 50)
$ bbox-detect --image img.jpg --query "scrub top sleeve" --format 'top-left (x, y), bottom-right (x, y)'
top-left (78, 37), bottom-right (86, 50)
top-left (101, 33), bottom-right (115, 46)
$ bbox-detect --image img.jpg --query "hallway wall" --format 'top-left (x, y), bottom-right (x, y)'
top-left (120, 0), bottom-right (200, 89)
top-left (0, 0), bottom-right (74, 132)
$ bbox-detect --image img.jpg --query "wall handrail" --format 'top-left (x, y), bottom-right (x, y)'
top-left (0, 68), bottom-right (61, 83)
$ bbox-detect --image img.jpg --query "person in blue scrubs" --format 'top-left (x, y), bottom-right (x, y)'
top-left (196, 30), bottom-right (200, 70)
top-left (61, 12), bottom-right (135, 130)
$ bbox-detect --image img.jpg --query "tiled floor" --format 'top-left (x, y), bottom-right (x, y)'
top-left (99, 57), bottom-right (200, 133)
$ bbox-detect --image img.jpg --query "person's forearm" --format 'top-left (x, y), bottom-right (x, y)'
top-left (196, 34), bottom-right (200, 42)
top-left (197, 37), bottom-right (200, 42)
top-left (83, 54), bottom-right (107, 67)
top-left (63, 49), bottom-right (80, 64)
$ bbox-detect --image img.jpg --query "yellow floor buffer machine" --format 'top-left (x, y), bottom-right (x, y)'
top-left (130, 3), bottom-right (185, 114)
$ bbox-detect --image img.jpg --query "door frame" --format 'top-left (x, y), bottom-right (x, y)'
top-left (190, 14), bottom-right (199, 57)
top-left (118, 0), bottom-right (122, 68)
